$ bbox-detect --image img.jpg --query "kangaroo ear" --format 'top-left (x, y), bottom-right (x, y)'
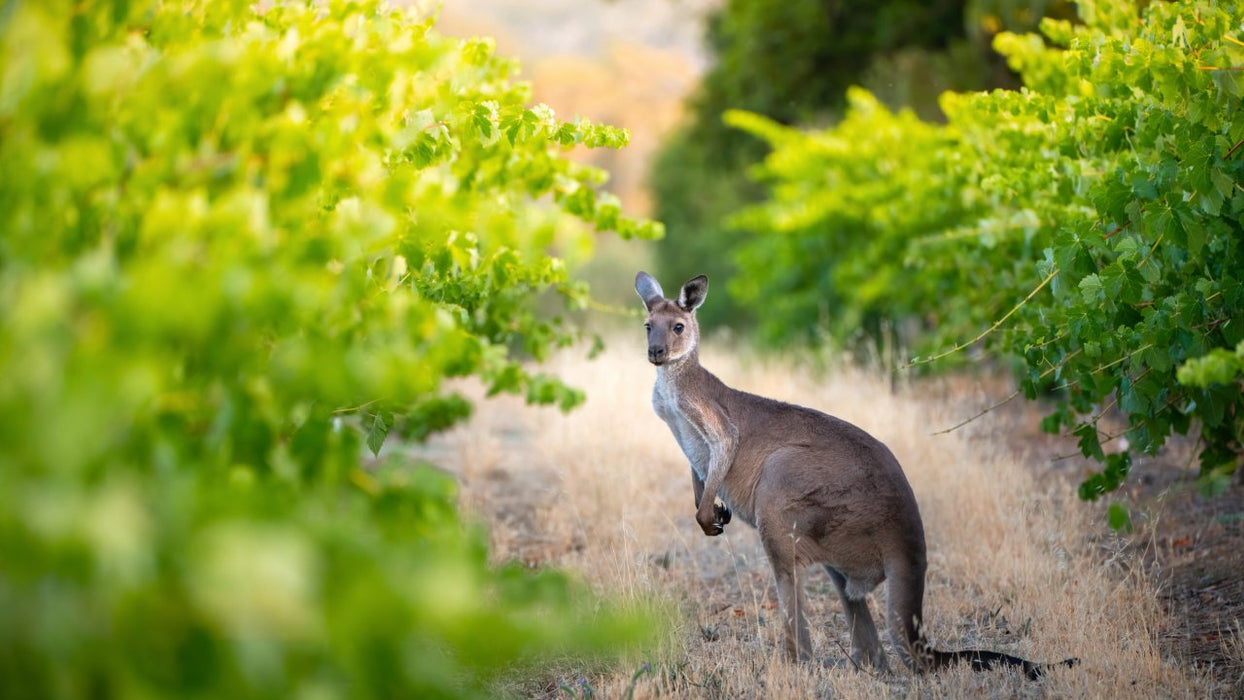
top-left (677, 275), bottom-right (708, 311)
top-left (634, 271), bottom-right (665, 310)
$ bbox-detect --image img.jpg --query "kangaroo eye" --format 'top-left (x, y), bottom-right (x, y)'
top-left (674, 323), bottom-right (685, 334)
top-left (644, 322), bottom-right (651, 332)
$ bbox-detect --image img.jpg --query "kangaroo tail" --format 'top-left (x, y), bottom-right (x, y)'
top-left (926, 648), bottom-right (1079, 680)
top-left (884, 557), bottom-right (1076, 681)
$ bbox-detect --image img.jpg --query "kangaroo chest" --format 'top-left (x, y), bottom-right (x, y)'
top-left (651, 371), bottom-right (711, 480)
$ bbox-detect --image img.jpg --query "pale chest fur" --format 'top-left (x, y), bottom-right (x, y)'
top-left (651, 370), bottom-right (710, 480)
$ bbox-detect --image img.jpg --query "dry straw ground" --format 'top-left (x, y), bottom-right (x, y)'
top-left (416, 335), bottom-right (1225, 698)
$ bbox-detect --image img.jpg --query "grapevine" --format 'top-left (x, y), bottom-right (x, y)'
top-left (0, 0), bottom-right (659, 694)
top-left (730, 0), bottom-right (1244, 506)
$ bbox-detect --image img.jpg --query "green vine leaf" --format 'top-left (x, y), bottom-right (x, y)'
top-left (366, 412), bottom-right (391, 457)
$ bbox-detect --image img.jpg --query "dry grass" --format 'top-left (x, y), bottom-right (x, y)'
top-left (1227, 621), bottom-right (1244, 690)
top-left (417, 335), bottom-right (1212, 697)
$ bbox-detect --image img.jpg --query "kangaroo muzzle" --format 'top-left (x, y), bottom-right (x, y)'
top-left (648, 344), bottom-right (668, 364)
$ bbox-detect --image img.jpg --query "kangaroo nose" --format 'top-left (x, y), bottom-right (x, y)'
top-left (648, 346), bottom-right (667, 364)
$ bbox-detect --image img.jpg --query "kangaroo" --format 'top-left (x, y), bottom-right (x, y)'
top-left (635, 271), bottom-right (1076, 679)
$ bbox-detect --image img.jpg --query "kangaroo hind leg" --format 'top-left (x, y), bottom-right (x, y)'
top-left (761, 533), bottom-right (812, 661)
top-left (882, 556), bottom-right (929, 673)
top-left (824, 565), bottom-right (887, 672)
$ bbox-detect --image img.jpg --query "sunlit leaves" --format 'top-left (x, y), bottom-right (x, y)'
top-left (733, 0), bottom-right (1243, 499)
top-left (0, 0), bottom-right (659, 694)
top-left (1178, 342), bottom-right (1244, 389)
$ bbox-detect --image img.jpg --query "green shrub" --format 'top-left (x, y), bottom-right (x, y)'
top-left (731, 0), bottom-right (1244, 502)
top-left (649, 0), bottom-right (1067, 329)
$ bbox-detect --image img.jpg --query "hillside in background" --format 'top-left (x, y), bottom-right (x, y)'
top-left (441, 0), bottom-right (717, 216)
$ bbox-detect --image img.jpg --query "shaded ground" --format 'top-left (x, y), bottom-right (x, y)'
top-left (985, 387), bottom-right (1244, 692)
top-left (1143, 468), bottom-right (1244, 691)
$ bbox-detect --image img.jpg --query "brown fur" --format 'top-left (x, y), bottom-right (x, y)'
top-left (635, 271), bottom-right (1076, 679)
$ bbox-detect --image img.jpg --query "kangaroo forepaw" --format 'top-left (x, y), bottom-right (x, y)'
top-left (696, 508), bottom-right (726, 536)
top-left (697, 519), bottom-right (724, 536)
top-left (696, 501), bottom-right (731, 536)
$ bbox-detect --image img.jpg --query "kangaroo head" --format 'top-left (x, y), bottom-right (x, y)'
top-left (634, 271), bottom-right (708, 366)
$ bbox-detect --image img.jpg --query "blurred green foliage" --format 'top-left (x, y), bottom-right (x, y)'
top-left (730, 0), bottom-right (1244, 501)
top-left (650, 0), bottom-right (1072, 328)
top-left (1179, 341), bottom-right (1244, 390)
top-left (0, 0), bottom-right (659, 695)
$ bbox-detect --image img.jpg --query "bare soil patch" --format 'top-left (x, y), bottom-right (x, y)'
top-left (1142, 472), bottom-right (1244, 691)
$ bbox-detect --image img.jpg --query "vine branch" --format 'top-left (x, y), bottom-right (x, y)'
top-left (932, 347), bottom-right (1082, 435)
top-left (1103, 220), bottom-right (1132, 239)
top-left (932, 389), bottom-right (1021, 436)
top-left (1226, 137), bottom-right (1244, 160)
top-left (905, 267), bottom-right (1058, 369)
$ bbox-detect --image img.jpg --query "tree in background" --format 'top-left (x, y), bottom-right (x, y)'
top-left (650, 0), bottom-right (1072, 328)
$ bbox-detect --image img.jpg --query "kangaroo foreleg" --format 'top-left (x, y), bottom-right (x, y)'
top-left (690, 470), bottom-right (705, 508)
top-left (683, 402), bottom-right (738, 536)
